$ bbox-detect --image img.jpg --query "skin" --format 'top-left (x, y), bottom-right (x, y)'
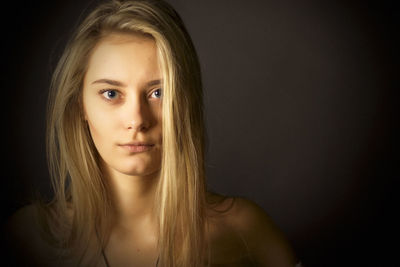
top-left (83, 33), bottom-right (162, 266)
top-left (4, 33), bottom-right (298, 267)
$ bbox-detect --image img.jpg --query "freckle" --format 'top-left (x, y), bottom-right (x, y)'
top-left (137, 248), bottom-right (140, 252)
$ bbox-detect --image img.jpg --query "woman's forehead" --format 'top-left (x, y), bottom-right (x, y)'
top-left (84, 33), bottom-right (161, 87)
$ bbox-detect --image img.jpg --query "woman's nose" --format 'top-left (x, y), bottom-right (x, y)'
top-left (123, 96), bottom-right (150, 132)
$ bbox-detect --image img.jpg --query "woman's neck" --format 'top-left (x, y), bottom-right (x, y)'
top-left (103, 166), bottom-right (160, 228)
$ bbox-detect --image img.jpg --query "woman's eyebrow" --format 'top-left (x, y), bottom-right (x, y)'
top-left (91, 78), bottom-right (162, 87)
top-left (91, 79), bottom-right (126, 87)
top-left (146, 79), bottom-right (162, 87)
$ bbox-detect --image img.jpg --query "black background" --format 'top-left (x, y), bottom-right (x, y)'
top-left (1, 0), bottom-right (398, 266)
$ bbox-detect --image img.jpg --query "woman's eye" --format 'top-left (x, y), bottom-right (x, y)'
top-left (150, 88), bottom-right (162, 99)
top-left (100, 89), bottom-right (119, 100)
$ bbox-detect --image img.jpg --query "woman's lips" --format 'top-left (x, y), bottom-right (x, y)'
top-left (119, 143), bottom-right (155, 153)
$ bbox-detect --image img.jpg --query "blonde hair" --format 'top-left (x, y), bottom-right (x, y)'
top-left (45, 0), bottom-right (207, 265)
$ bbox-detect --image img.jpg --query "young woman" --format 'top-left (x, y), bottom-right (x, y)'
top-left (6, 0), bottom-right (301, 266)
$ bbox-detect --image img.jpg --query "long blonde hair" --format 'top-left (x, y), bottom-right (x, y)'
top-left (45, 0), bottom-right (207, 265)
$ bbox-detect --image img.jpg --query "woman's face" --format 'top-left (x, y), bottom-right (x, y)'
top-left (82, 33), bottom-right (162, 178)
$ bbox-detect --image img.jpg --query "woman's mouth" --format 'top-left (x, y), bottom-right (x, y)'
top-left (118, 143), bottom-right (155, 153)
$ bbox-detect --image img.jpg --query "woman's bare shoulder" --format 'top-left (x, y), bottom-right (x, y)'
top-left (206, 192), bottom-right (299, 266)
top-left (5, 204), bottom-right (41, 241)
top-left (3, 204), bottom-right (62, 266)
top-left (206, 192), bottom-right (273, 224)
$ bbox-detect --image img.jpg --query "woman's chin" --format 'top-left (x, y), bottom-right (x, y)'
top-left (116, 166), bottom-right (161, 178)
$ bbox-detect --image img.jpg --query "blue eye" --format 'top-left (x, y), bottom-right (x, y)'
top-left (151, 89), bottom-right (162, 99)
top-left (101, 89), bottom-right (119, 100)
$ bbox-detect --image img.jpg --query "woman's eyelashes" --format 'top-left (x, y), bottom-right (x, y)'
top-left (98, 88), bottom-right (162, 102)
top-left (150, 88), bottom-right (162, 99)
top-left (99, 89), bottom-right (120, 101)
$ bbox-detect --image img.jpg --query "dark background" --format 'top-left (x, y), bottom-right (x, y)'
top-left (1, 0), bottom-right (398, 266)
